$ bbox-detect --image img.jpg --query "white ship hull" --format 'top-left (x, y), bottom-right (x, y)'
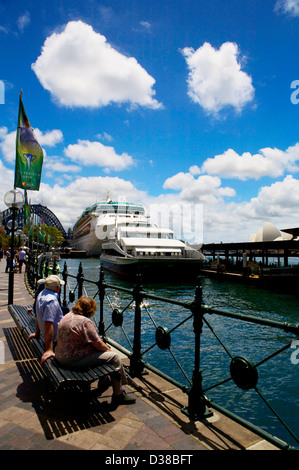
top-left (71, 230), bottom-right (104, 256)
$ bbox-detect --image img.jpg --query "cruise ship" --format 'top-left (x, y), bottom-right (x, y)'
top-left (71, 200), bottom-right (145, 256)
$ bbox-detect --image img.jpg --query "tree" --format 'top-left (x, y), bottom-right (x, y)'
top-left (24, 224), bottom-right (65, 248)
top-left (0, 225), bottom-right (10, 249)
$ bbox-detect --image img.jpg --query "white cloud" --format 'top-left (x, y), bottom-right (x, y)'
top-left (34, 129), bottom-right (63, 147)
top-left (44, 157), bottom-right (81, 174)
top-left (181, 42), bottom-right (254, 115)
top-left (0, 127), bottom-right (16, 163)
top-left (242, 175), bottom-right (299, 219)
top-left (275, 0), bottom-right (299, 17)
top-left (97, 132), bottom-right (113, 142)
top-left (0, 159), bottom-right (14, 205)
top-left (163, 171), bottom-right (195, 190)
top-left (140, 21), bottom-right (151, 30)
top-left (201, 143), bottom-right (299, 180)
top-left (163, 171), bottom-right (235, 204)
top-left (32, 20), bottom-right (162, 109)
top-left (17, 12), bottom-right (30, 33)
top-left (64, 139), bottom-right (135, 171)
top-left (189, 165), bottom-right (201, 175)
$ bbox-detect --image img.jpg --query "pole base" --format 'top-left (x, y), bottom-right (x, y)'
top-left (181, 405), bottom-right (213, 421)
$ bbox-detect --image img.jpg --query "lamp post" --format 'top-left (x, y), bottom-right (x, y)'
top-left (4, 189), bottom-right (24, 305)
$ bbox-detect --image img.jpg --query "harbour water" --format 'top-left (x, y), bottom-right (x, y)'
top-left (58, 257), bottom-right (299, 448)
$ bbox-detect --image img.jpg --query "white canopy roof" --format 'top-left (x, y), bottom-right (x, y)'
top-left (121, 237), bottom-right (185, 248)
top-left (135, 247), bottom-right (181, 253)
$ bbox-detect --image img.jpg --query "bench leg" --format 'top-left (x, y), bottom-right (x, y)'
top-left (96, 376), bottom-right (111, 396)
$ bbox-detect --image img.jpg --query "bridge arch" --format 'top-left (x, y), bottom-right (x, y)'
top-left (1, 204), bottom-right (67, 239)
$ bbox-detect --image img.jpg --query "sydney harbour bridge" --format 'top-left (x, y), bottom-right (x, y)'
top-left (1, 204), bottom-right (68, 239)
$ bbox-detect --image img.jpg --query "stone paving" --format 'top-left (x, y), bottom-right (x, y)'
top-left (0, 256), bottom-right (281, 453)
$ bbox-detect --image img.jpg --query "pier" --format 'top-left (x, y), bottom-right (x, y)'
top-left (201, 240), bottom-right (299, 292)
top-left (1, 258), bottom-right (296, 451)
top-left (202, 240), bottom-right (299, 267)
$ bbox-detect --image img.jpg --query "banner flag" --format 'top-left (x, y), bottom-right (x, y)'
top-left (14, 90), bottom-right (44, 191)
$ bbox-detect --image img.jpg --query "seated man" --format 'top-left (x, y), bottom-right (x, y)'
top-left (28, 275), bottom-right (64, 364)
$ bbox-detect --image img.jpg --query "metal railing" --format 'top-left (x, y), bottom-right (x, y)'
top-left (27, 254), bottom-right (299, 449)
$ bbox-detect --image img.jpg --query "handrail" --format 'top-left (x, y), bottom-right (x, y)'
top-left (26, 254), bottom-right (299, 449)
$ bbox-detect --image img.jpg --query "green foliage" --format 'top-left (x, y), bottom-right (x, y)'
top-left (0, 225), bottom-right (10, 249)
top-left (24, 224), bottom-right (65, 246)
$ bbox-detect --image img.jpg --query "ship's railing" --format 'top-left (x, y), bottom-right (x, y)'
top-left (26, 255), bottom-right (299, 449)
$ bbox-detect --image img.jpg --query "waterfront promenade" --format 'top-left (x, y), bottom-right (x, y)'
top-left (0, 257), bottom-right (281, 451)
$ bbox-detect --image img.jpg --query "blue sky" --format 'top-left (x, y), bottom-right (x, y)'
top-left (1, 0), bottom-right (299, 243)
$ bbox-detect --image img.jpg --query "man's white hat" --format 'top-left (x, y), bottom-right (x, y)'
top-left (44, 275), bottom-right (65, 291)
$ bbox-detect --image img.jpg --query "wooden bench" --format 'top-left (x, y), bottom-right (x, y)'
top-left (8, 304), bottom-right (116, 393)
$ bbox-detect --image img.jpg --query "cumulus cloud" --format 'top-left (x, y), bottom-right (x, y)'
top-left (0, 127), bottom-right (16, 163)
top-left (44, 157), bottom-right (81, 174)
top-left (34, 129), bottom-right (63, 147)
top-left (275, 0), bottom-right (299, 17)
top-left (201, 143), bottom-right (299, 180)
top-left (242, 175), bottom-right (299, 219)
top-left (64, 139), bottom-right (134, 171)
top-left (163, 168), bottom-right (235, 204)
top-left (0, 159), bottom-right (14, 206)
top-left (181, 42), bottom-right (254, 115)
top-left (32, 20), bottom-right (162, 109)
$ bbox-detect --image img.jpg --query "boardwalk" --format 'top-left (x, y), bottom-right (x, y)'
top-left (0, 256), bottom-right (280, 452)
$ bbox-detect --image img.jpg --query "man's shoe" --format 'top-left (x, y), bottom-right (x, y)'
top-left (111, 390), bottom-right (136, 409)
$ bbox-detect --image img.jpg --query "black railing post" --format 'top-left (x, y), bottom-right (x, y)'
top-left (98, 266), bottom-right (105, 337)
top-left (77, 262), bottom-right (84, 299)
top-left (52, 259), bottom-right (57, 275)
top-left (129, 273), bottom-right (145, 377)
top-left (183, 277), bottom-right (213, 420)
top-left (27, 252), bottom-right (34, 289)
top-left (62, 261), bottom-right (68, 307)
top-left (34, 254), bottom-right (39, 286)
top-left (44, 260), bottom-right (49, 278)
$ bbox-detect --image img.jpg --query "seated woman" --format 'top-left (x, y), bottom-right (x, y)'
top-left (55, 296), bottom-right (135, 408)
